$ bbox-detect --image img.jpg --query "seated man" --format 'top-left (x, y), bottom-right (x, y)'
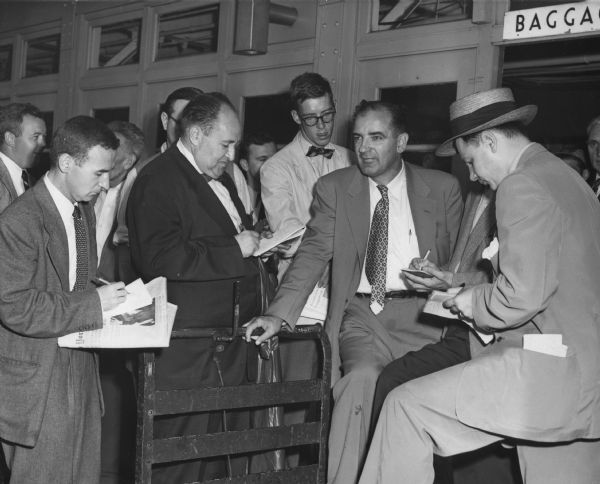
top-left (360, 88), bottom-right (600, 484)
top-left (246, 100), bottom-right (463, 484)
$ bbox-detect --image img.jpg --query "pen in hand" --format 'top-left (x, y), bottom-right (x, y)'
top-left (418, 249), bottom-right (431, 270)
top-left (91, 277), bottom-right (112, 287)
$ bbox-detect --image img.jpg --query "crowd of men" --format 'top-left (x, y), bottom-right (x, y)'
top-left (0, 73), bottom-right (599, 484)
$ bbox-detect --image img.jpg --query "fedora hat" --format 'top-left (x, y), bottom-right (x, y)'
top-left (435, 88), bottom-right (537, 157)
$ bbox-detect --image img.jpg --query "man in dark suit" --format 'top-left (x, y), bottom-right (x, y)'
top-left (245, 100), bottom-right (463, 484)
top-left (127, 93), bottom-right (263, 482)
top-left (0, 102), bottom-right (46, 211)
top-left (0, 116), bottom-right (126, 483)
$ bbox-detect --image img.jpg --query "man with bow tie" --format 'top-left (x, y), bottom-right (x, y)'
top-left (247, 100), bottom-right (462, 484)
top-left (127, 93), bottom-right (263, 483)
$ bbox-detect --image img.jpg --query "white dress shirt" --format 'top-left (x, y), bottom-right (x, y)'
top-left (95, 182), bottom-right (123, 261)
top-left (44, 174), bottom-right (77, 290)
top-left (356, 164), bottom-right (421, 293)
top-left (177, 140), bottom-right (243, 232)
top-left (0, 152), bottom-right (27, 195)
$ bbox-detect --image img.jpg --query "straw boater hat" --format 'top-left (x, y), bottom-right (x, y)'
top-left (435, 87), bottom-right (537, 157)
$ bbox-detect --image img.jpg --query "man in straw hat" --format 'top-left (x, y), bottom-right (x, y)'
top-left (360, 87), bottom-right (600, 484)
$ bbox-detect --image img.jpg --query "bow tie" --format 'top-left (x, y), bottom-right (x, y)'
top-left (306, 145), bottom-right (334, 159)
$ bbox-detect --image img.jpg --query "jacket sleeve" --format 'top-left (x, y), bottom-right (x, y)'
top-left (0, 212), bottom-right (102, 338)
top-left (266, 176), bottom-right (336, 327)
top-left (472, 173), bottom-right (560, 331)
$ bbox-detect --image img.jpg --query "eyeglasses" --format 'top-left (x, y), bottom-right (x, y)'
top-left (299, 110), bottom-right (336, 127)
top-left (168, 115), bottom-right (181, 125)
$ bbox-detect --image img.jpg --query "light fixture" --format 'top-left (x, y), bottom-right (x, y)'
top-left (234, 0), bottom-right (297, 55)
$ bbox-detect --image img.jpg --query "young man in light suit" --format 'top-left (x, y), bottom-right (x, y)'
top-left (246, 100), bottom-right (463, 484)
top-left (0, 116), bottom-right (126, 483)
top-left (361, 88), bottom-right (600, 484)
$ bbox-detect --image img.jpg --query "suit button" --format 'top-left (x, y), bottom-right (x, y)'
top-left (215, 344), bottom-right (225, 353)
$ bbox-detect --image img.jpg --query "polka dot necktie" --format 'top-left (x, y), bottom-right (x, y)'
top-left (365, 185), bottom-right (388, 314)
top-left (72, 205), bottom-right (89, 292)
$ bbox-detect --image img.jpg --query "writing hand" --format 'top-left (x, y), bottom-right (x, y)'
top-left (97, 282), bottom-right (127, 312)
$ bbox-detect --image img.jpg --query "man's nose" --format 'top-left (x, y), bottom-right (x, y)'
top-left (226, 144), bottom-right (235, 161)
top-left (99, 173), bottom-right (110, 190)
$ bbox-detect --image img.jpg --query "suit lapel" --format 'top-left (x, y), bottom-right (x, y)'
top-left (0, 159), bottom-right (19, 202)
top-left (34, 182), bottom-right (70, 290)
top-left (462, 195), bottom-right (496, 265)
top-left (346, 168), bottom-right (370, 263)
top-left (447, 189), bottom-right (481, 270)
top-left (405, 163), bottom-right (435, 258)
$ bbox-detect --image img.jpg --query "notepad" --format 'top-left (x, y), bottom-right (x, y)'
top-left (253, 224), bottom-right (306, 257)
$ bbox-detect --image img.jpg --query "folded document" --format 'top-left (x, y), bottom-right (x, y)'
top-left (523, 334), bottom-right (568, 357)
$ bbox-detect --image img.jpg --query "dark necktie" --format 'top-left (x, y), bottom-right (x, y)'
top-left (21, 170), bottom-right (30, 191)
top-left (217, 173), bottom-right (252, 230)
top-left (306, 145), bottom-right (334, 159)
top-left (365, 185), bottom-right (389, 314)
top-left (72, 205), bottom-right (89, 291)
top-left (592, 178), bottom-right (600, 199)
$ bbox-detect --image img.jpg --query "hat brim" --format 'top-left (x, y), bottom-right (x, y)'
top-left (435, 105), bottom-right (538, 157)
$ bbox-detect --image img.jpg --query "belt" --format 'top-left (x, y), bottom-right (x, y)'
top-left (355, 290), bottom-right (426, 299)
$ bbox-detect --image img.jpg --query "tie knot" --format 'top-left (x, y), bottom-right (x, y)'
top-left (306, 145), bottom-right (334, 159)
top-left (377, 184), bottom-right (388, 199)
top-left (72, 205), bottom-right (82, 220)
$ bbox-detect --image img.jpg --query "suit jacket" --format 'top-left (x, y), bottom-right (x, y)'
top-left (0, 157), bottom-right (19, 213)
top-left (267, 163), bottom-right (463, 383)
top-left (127, 145), bottom-right (261, 389)
top-left (0, 181), bottom-right (103, 447)
top-left (457, 143), bottom-right (600, 441)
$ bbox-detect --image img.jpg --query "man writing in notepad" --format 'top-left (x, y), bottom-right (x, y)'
top-left (361, 88), bottom-right (600, 484)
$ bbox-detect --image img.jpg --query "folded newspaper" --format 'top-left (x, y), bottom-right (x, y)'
top-left (58, 277), bottom-right (177, 348)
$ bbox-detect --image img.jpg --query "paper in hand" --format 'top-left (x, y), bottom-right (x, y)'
top-left (254, 224), bottom-right (306, 256)
top-left (423, 287), bottom-right (493, 344)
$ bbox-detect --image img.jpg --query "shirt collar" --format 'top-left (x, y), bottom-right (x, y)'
top-left (368, 161), bottom-right (406, 198)
top-left (0, 151), bottom-right (24, 183)
top-left (177, 139), bottom-right (205, 176)
top-left (44, 172), bottom-right (77, 219)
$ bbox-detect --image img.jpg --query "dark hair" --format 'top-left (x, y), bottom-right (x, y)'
top-left (180, 92), bottom-right (235, 135)
top-left (107, 120), bottom-right (145, 159)
top-left (352, 100), bottom-right (407, 134)
top-left (162, 87), bottom-right (204, 117)
top-left (50, 116), bottom-right (119, 166)
top-left (587, 115), bottom-right (600, 137)
top-left (461, 122), bottom-right (527, 145)
top-left (240, 131), bottom-right (276, 159)
top-left (0, 103), bottom-right (44, 144)
top-left (290, 72), bottom-right (333, 111)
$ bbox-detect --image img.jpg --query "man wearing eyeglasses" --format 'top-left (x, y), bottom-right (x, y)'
top-left (259, 73), bottom-right (355, 466)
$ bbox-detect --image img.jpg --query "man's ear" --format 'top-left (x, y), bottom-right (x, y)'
top-left (396, 132), bottom-right (409, 153)
top-left (123, 153), bottom-right (136, 171)
top-left (480, 130), bottom-right (497, 152)
top-left (239, 158), bottom-right (249, 172)
top-left (57, 153), bottom-right (73, 173)
top-left (160, 112), bottom-right (169, 132)
top-left (3, 131), bottom-right (15, 148)
top-left (188, 125), bottom-right (203, 146)
top-left (291, 109), bottom-right (301, 126)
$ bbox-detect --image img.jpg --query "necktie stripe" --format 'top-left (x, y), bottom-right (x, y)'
top-left (21, 170), bottom-right (30, 191)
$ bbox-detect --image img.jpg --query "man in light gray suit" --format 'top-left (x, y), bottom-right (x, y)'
top-left (0, 116), bottom-right (126, 483)
top-left (361, 88), bottom-right (600, 484)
